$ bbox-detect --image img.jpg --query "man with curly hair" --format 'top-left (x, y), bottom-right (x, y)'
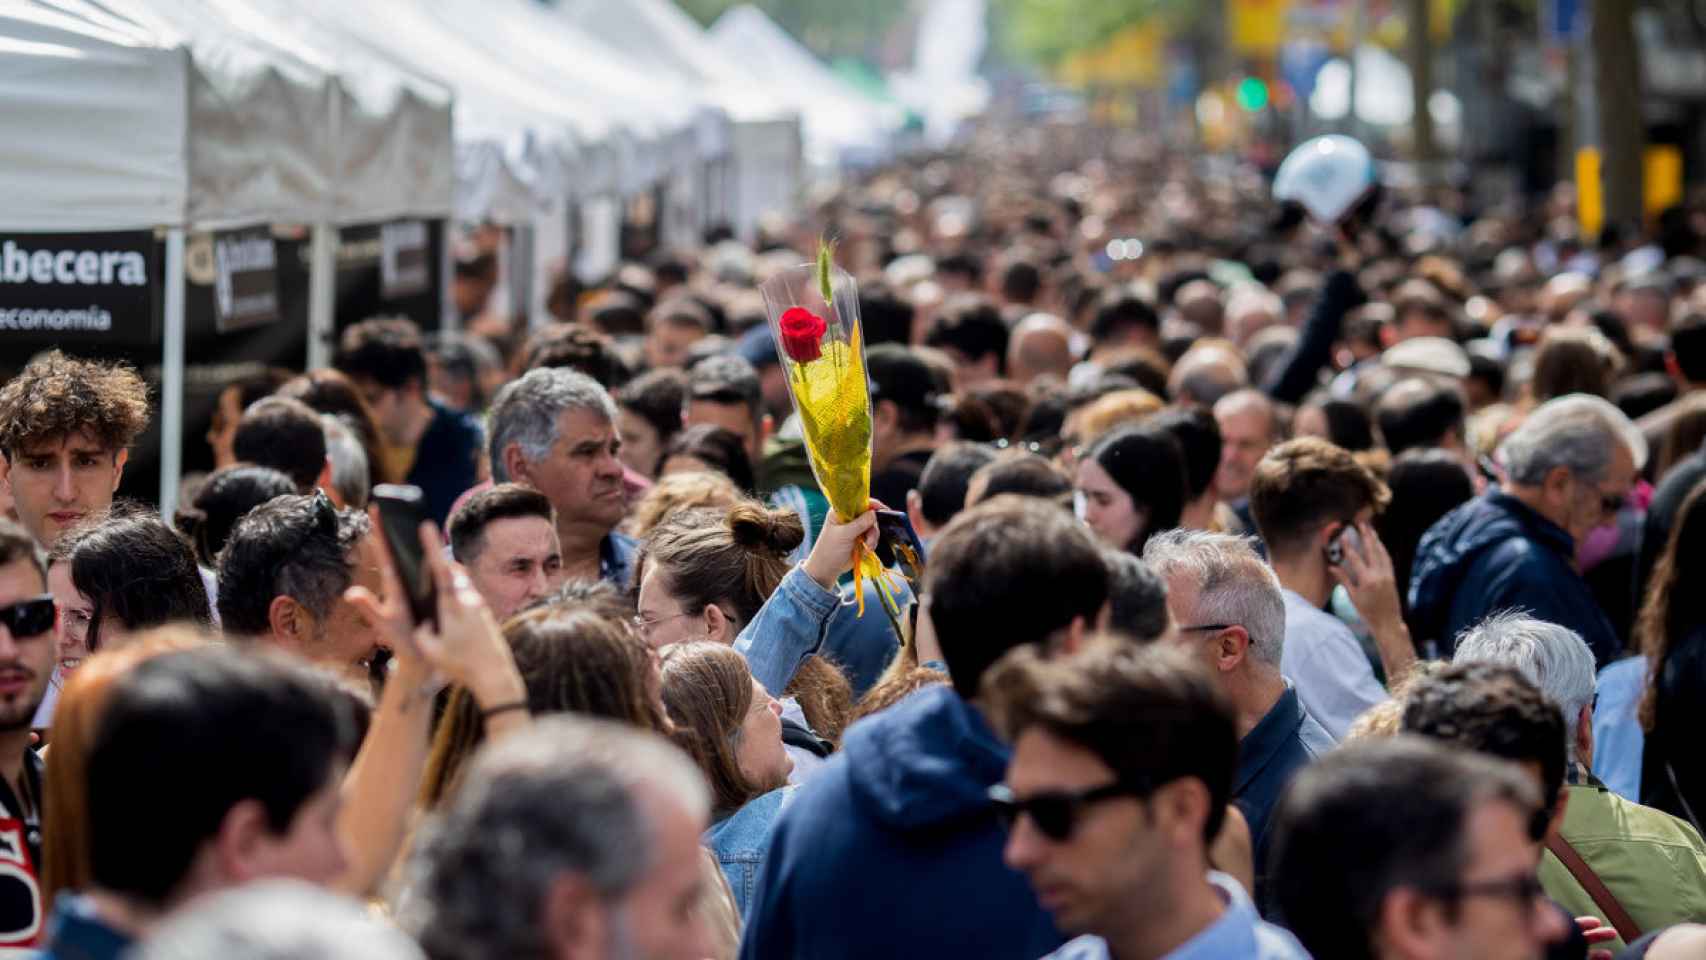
top-left (0, 351), bottom-right (149, 548)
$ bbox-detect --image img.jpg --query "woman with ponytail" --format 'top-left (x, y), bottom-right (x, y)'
top-left (635, 498), bottom-right (877, 780)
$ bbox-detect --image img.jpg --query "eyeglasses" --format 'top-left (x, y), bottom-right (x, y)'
top-left (632, 611), bottom-right (693, 639)
top-left (0, 595), bottom-right (55, 639)
top-left (987, 780), bottom-right (1149, 842)
top-left (1429, 872), bottom-right (1549, 909)
top-left (1178, 623), bottom-right (1236, 633)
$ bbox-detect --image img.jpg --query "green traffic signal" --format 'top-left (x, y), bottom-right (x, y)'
top-left (1236, 76), bottom-right (1269, 112)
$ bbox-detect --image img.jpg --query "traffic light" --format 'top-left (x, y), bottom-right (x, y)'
top-left (1235, 75), bottom-right (1269, 112)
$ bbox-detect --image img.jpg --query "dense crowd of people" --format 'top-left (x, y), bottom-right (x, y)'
top-left (2, 132), bottom-right (1706, 959)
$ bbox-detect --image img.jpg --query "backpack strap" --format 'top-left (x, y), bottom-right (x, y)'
top-left (1546, 832), bottom-right (1642, 943)
top-left (780, 717), bottom-right (832, 758)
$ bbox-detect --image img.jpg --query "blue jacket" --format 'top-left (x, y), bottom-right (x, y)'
top-left (737, 686), bottom-right (1063, 960)
top-left (707, 787), bottom-right (795, 919)
top-left (406, 400), bottom-right (484, 525)
top-left (1409, 491), bottom-right (1620, 665)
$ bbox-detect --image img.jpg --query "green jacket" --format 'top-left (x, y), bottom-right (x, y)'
top-left (1539, 778), bottom-right (1706, 952)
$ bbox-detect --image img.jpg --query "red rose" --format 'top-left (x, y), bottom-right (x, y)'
top-left (778, 306), bottom-right (828, 363)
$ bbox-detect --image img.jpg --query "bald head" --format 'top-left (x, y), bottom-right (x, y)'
top-left (1213, 389), bottom-right (1279, 502)
top-left (1169, 342), bottom-right (1249, 408)
top-left (1175, 280), bottom-right (1225, 335)
top-left (1007, 313), bottom-right (1075, 386)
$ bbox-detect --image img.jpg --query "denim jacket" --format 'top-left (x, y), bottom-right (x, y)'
top-left (707, 787), bottom-right (796, 918)
top-left (734, 567), bottom-right (842, 697)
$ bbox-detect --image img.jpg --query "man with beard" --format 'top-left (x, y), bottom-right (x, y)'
top-left (0, 520), bottom-right (61, 947)
top-left (486, 369), bottom-right (634, 585)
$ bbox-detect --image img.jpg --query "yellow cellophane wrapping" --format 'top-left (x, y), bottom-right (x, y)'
top-left (783, 323), bottom-right (888, 611)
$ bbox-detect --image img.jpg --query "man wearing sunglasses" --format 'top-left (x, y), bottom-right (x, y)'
top-left (1272, 737), bottom-right (1567, 960)
top-left (0, 351), bottom-right (149, 550)
top-left (0, 519), bottom-right (63, 949)
top-left (1409, 395), bottom-right (1640, 667)
top-left (985, 642), bottom-right (1310, 960)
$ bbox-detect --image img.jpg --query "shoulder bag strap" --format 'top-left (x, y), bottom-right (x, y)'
top-left (1546, 832), bottom-right (1642, 943)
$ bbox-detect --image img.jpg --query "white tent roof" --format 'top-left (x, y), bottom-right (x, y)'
top-left (0, 0), bottom-right (456, 232)
top-left (0, 3), bottom-right (188, 230)
top-left (708, 5), bottom-right (900, 165)
top-left (193, 0), bottom-right (456, 224)
top-left (559, 0), bottom-right (794, 125)
top-left (415, 0), bottom-right (718, 193)
top-left (267, 0), bottom-right (590, 220)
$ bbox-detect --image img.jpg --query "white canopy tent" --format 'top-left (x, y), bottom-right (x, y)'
top-left (411, 0), bottom-right (729, 294)
top-left (0, 0), bottom-right (456, 518)
top-left (708, 4), bottom-right (901, 169)
top-left (559, 0), bottom-right (801, 239)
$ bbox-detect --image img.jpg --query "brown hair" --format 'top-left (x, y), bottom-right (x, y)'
top-left (41, 625), bottom-right (209, 912)
top-left (637, 502), bottom-right (852, 741)
top-left (638, 502), bottom-right (801, 626)
top-left (627, 471), bottom-right (742, 541)
top-left (1656, 393), bottom-right (1706, 480)
top-left (420, 605), bottom-right (663, 807)
top-left (1249, 437), bottom-right (1392, 560)
top-left (1639, 481), bottom-right (1706, 730)
top-left (1531, 326), bottom-right (1624, 402)
top-left (0, 350), bottom-right (149, 458)
top-left (850, 665), bottom-right (950, 725)
top-left (659, 642), bottom-right (776, 818)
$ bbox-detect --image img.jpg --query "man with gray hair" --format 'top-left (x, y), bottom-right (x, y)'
top-left (1453, 612), bottom-right (1706, 942)
top-left (1410, 394), bottom-right (1643, 665)
top-left (404, 715), bottom-right (713, 960)
top-left (486, 367), bottom-right (634, 585)
top-left (1142, 529), bottom-right (1334, 899)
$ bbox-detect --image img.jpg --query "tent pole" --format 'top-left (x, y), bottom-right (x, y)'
top-left (158, 228), bottom-right (187, 523)
top-left (308, 220), bottom-right (335, 368)
top-left (440, 218), bottom-right (458, 333)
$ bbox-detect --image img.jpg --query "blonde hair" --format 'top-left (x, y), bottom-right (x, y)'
top-left (1071, 389), bottom-right (1165, 447)
top-left (627, 471), bottom-right (743, 541)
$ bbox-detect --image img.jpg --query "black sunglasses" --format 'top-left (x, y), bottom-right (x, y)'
top-left (988, 780), bottom-right (1148, 842)
top-left (0, 595), bottom-right (55, 639)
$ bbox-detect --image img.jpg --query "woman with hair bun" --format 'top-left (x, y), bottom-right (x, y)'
top-left (636, 499), bottom-right (875, 780)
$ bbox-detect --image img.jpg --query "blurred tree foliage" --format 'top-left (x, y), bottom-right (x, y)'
top-left (676, 0), bottom-right (911, 61)
top-left (990, 0), bottom-right (1192, 66)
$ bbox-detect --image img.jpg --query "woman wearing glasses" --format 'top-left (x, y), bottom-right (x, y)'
top-left (634, 501), bottom-right (879, 783)
top-left (40, 514), bottom-right (213, 729)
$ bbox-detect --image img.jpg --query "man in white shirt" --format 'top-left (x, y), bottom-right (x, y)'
top-left (985, 641), bottom-right (1310, 960)
top-left (1250, 438), bottom-right (1416, 738)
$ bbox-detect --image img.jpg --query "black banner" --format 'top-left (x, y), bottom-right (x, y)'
top-left (0, 230), bottom-right (157, 345)
top-left (210, 227), bottom-right (279, 333)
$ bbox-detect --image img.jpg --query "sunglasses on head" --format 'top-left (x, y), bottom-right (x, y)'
top-left (987, 780), bottom-right (1150, 842)
top-left (0, 595), bottom-right (54, 639)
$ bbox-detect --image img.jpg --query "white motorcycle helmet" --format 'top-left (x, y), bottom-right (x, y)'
top-left (1272, 135), bottom-right (1377, 225)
